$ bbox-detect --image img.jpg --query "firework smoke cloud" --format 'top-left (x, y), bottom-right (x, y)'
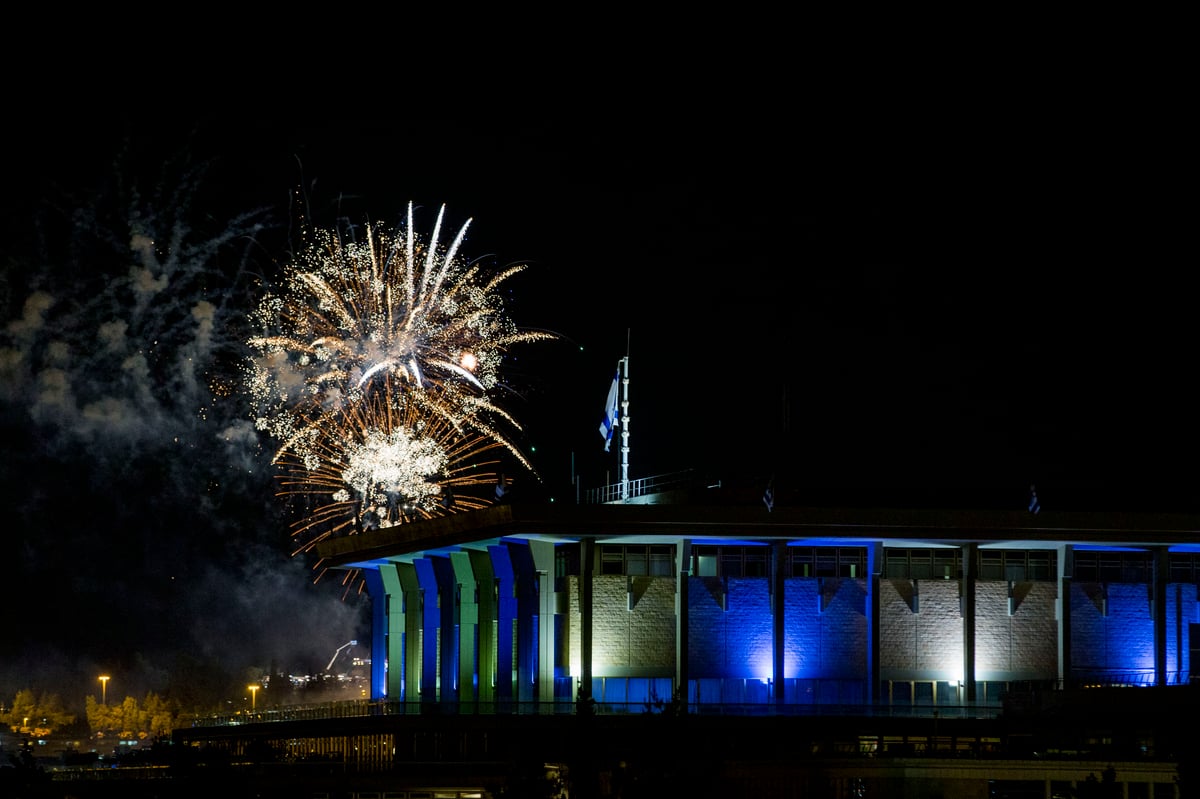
top-left (0, 134), bottom-right (369, 705)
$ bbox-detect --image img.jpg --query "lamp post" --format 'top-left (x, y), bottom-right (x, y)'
top-left (248, 684), bottom-right (259, 712)
top-left (98, 675), bottom-right (110, 705)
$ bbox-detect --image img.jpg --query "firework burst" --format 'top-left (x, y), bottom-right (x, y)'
top-left (277, 385), bottom-right (511, 588)
top-left (246, 202), bottom-right (554, 587)
top-left (247, 201), bottom-right (553, 439)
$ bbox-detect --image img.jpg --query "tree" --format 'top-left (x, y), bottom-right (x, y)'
top-left (83, 691), bottom-right (184, 740)
top-left (142, 692), bottom-right (177, 738)
top-left (1, 689), bottom-right (76, 737)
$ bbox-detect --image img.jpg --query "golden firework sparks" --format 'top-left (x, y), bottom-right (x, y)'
top-left (246, 202), bottom-right (556, 589)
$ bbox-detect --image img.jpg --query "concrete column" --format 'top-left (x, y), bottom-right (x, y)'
top-left (363, 568), bottom-right (388, 701)
top-left (530, 539), bottom-right (556, 704)
top-left (508, 542), bottom-right (539, 705)
top-left (397, 563), bottom-right (422, 710)
top-left (379, 564), bottom-right (407, 702)
top-left (1154, 546), bottom-right (1167, 686)
top-left (961, 543), bottom-right (977, 702)
top-left (676, 539), bottom-right (691, 709)
top-left (431, 556), bottom-right (459, 709)
top-left (771, 541), bottom-right (786, 708)
top-left (579, 538), bottom-right (595, 705)
top-left (413, 558), bottom-right (442, 709)
top-left (488, 544), bottom-right (517, 711)
top-left (450, 551), bottom-right (479, 709)
top-left (468, 549), bottom-right (496, 706)
top-left (1057, 545), bottom-right (1072, 688)
top-left (866, 542), bottom-right (883, 706)
top-left (1174, 583), bottom-right (1185, 686)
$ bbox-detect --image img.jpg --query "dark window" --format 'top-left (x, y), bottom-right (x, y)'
top-left (910, 550), bottom-right (933, 580)
top-left (1073, 550), bottom-right (1152, 582)
top-left (626, 546), bottom-right (647, 576)
top-left (600, 546), bottom-right (625, 575)
top-left (789, 547), bottom-right (814, 577)
top-left (649, 545), bottom-right (674, 576)
top-left (743, 548), bottom-right (768, 577)
top-left (1027, 551), bottom-right (1053, 580)
top-left (1170, 553), bottom-right (1196, 582)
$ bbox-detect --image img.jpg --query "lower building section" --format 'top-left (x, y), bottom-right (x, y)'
top-left (363, 540), bottom-right (1196, 713)
top-left (167, 691), bottom-right (1194, 799)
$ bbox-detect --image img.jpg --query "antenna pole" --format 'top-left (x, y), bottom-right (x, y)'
top-left (619, 355), bottom-right (630, 501)
top-left (619, 329), bottom-right (631, 502)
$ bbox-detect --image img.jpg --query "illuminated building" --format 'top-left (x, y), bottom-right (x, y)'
top-left (176, 479), bottom-right (1199, 797)
top-left (319, 484), bottom-right (1200, 713)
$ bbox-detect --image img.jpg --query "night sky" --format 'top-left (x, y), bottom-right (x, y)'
top-left (0, 114), bottom-right (1191, 706)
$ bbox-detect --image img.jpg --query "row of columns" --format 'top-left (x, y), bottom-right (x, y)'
top-left (363, 539), bottom-right (1174, 706)
top-left (364, 539), bottom-right (555, 709)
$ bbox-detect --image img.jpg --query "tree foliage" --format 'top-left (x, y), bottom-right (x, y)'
top-left (84, 692), bottom-right (181, 739)
top-left (1, 689), bottom-right (76, 737)
top-left (2, 688), bottom-right (182, 740)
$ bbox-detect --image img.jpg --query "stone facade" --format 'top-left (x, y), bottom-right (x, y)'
top-left (559, 568), bottom-right (1195, 703)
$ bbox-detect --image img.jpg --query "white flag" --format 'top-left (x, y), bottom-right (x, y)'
top-left (599, 369), bottom-right (619, 452)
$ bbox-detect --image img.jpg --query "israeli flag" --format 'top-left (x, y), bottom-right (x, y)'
top-left (1028, 485), bottom-right (1041, 515)
top-left (599, 369), bottom-right (619, 452)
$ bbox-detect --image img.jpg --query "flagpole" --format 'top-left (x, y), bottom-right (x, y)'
top-left (597, 331), bottom-right (631, 503)
top-left (619, 352), bottom-right (630, 502)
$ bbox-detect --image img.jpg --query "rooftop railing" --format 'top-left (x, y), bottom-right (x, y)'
top-left (582, 469), bottom-right (700, 504)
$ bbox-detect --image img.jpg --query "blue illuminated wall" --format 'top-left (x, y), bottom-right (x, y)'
top-left (687, 577), bottom-right (773, 678)
top-left (683, 577), bottom-right (867, 689)
top-left (1071, 581), bottom-right (1195, 684)
top-left (784, 577), bottom-right (867, 679)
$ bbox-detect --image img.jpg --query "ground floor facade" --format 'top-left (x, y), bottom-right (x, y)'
top-left (358, 529), bottom-right (1199, 714)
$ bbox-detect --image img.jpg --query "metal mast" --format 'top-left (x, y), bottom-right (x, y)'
top-left (618, 354), bottom-right (630, 502)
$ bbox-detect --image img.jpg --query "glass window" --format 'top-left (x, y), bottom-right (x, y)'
top-left (1170, 553), bottom-right (1195, 582)
top-left (650, 545), bottom-right (674, 576)
top-left (885, 549), bottom-right (910, 579)
top-left (910, 550), bottom-right (933, 580)
top-left (744, 548), bottom-right (768, 577)
top-left (981, 550), bottom-right (1004, 579)
top-left (1074, 551), bottom-right (1098, 581)
top-left (790, 547), bottom-right (814, 578)
top-left (600, 546), bottom-right (625, 575)
top-left (839, 547), bottom-right (864, 577)
top-left (1028, 550), bottom-right (1053, 580)
top-left (932, 550), bottom-right (957, 579)
top-left (720, 548), bottom-right (744, 578)
top-left (815, 550), bottom-right (838, 577)
top-left (626, 546), bottom-right (647, 576)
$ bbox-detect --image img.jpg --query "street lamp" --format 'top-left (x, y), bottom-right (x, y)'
top-left (98, 675), bottom-right (110, 705)
top-left (248, 684), bottom-right (259, 711)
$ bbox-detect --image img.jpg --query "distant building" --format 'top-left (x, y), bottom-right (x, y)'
top-left (317, 477), bottom-right (1200, 712)
top-left (172, 476), bottom-right (1200, 798)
